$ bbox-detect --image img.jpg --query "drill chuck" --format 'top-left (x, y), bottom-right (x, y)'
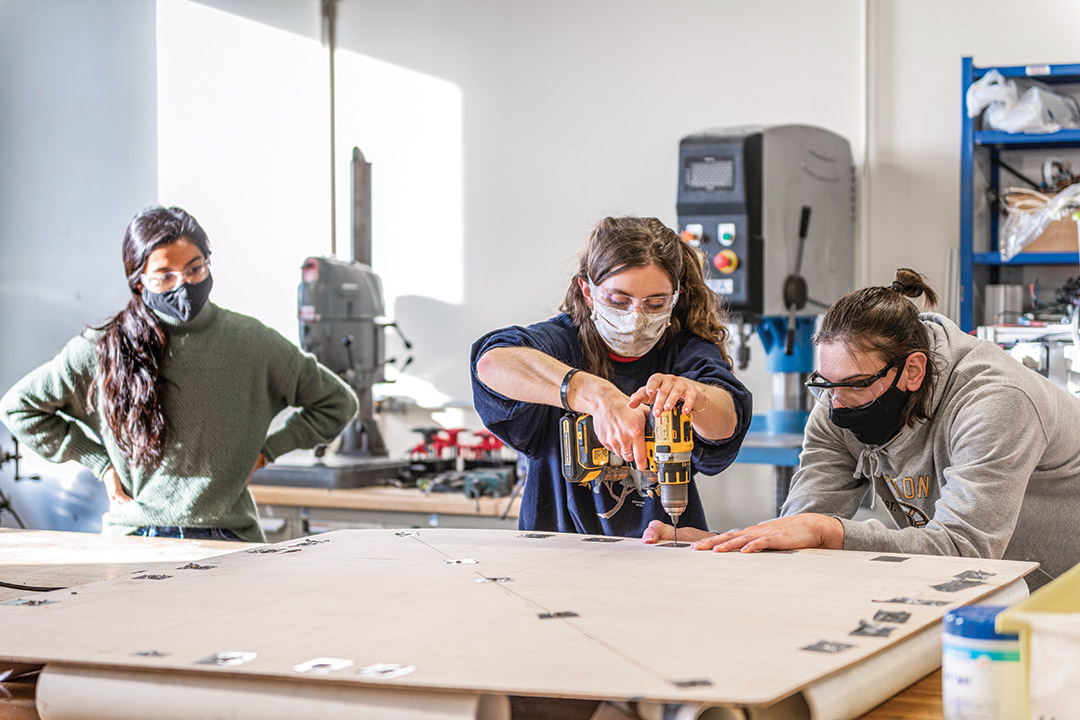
top-left (659, 478), bottom-right (689, 523)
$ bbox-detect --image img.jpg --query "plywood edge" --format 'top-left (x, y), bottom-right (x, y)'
top-left (37, 663), bottom-right (511, 720)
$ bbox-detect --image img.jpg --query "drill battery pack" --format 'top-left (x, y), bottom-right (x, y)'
top-left (559, 413), bottom-right (658, 485)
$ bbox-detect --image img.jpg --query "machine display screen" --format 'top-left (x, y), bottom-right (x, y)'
top-left (685, 157), bottom-right (735, 191)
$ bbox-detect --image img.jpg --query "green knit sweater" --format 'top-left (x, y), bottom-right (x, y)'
top-left (0, 303), bottom-right (358, 542)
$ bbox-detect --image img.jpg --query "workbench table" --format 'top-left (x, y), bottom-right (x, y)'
top-left (250, 484), bottom-right (521, 540)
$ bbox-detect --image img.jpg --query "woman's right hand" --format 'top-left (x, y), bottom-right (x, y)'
top-left (102, 466), bottom-right (132, 503)
top-left (587, 385), bottom-right (652, 471)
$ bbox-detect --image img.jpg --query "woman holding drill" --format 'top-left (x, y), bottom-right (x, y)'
top-left (471, 216), bottom-right (751, 536)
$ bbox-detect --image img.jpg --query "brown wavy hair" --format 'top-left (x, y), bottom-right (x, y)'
top-left (89, 206), bottom-right (212, 469)
top-left (815, 268), bottom-right (939, 427)
top-left (560, 216), bottom-right (732, 380)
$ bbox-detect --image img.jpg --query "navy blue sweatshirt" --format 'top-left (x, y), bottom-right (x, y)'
top-left (471, 314), bottom-right (752, 536)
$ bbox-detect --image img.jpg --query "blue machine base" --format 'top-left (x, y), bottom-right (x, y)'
top-left (730, 315), bottom-right (817, 467)
top-left (755, 315), bottom-right (817, 374)
top-left (764, 408), bottom-right (809, 435)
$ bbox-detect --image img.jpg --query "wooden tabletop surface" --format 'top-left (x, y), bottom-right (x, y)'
top-left (860, 670), bottom-right (941, 718)
top-left (250, 483), bottom-right (521, 517)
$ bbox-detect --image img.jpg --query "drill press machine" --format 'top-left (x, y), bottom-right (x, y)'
top-left (676, 125), bottom-right (856, 509)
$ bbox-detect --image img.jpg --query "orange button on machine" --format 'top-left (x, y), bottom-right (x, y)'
top-left (680, 223), bottom-right (704, 247)
top-left (713, 249), bottom-right (739, 274)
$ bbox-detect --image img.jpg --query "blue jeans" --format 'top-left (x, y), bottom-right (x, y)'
top-left (131, 526), bottom-right (243, 541)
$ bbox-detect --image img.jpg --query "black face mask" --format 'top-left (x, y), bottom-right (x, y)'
top-left (142, 275), bottom-right (213, 322)
top-left (828, 369), bottom-right (912, 446)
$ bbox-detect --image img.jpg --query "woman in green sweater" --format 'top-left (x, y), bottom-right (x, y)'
top-left (0, 206), bottom-right (358, 542)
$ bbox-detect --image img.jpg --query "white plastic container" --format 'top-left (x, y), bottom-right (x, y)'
top-left (999, 561), bottom-right (1080, 720)
top-left (942, 605), bottom-right (1023, 720)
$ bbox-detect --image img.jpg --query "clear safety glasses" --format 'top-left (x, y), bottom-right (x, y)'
top-left (141, 260), bottom-right (210, 292)
top-left (805, 356), bottom-right (905, 409)
top-left (587, 280), bottom-right (679, 315)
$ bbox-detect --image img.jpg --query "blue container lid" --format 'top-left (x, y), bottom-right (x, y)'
top-left (943, 605), bottom-right (1019, 641)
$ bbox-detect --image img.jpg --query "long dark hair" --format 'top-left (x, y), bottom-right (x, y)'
top-left (815, 268), bottom-right (939, 427)
top-left (560, 216), bottom-right (732, 380)
top-left (90, 206), bottom-right (212, 469)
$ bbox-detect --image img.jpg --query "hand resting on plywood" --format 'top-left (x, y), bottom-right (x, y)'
top-left (642, 513), bottom-right (845, 552)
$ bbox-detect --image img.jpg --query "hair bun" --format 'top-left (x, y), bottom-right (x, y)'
top-left (891, 268), bottom-right (938, 309)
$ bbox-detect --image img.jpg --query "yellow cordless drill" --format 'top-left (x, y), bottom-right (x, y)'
top-left (560, 402), bottom-right (693, 539)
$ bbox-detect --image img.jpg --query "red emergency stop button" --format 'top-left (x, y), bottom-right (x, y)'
top-left (713, 249), bottom-right (739, 274)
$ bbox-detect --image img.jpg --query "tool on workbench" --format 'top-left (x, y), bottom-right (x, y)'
top-left (559, 403), bottom-right (693, 544)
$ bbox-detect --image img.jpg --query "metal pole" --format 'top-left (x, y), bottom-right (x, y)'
top-left (322, 0), bottom-right (338, 256)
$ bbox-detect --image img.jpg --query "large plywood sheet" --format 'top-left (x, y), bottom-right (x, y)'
top-left (0, 529), bottom-right (1035, 710)
top-left (0, 529), bottom-right (258, 601)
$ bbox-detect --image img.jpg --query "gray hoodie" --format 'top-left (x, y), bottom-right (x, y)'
top-left (783, 313), bottom-right (1080, 589)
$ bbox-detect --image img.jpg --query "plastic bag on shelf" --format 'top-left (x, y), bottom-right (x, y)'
top-left (967, 69), bottom-right (1080, 134)
top-left (1000, 184), bottom-right (1080, 260)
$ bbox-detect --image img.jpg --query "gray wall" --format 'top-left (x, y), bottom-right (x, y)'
top-left (0, 0), bottom-right (158, 390)
top-left (0, 0), bottom-right (158, 528)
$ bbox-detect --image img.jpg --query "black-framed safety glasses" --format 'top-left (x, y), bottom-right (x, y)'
top-left (805, 355), bottom-right (908, 408)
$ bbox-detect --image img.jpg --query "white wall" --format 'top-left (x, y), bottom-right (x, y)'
top-left (0, 0), bottom-right (157, 390)
top-left (866, 0), bottom-right (1080, 292)
top-left (331, 0), bottom-right (862, 406)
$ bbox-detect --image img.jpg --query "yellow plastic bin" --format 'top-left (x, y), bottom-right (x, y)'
top-left (998, 562), bottom-right (1080, 719)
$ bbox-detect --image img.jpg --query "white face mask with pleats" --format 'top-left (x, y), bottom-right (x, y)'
top-left (591, 302), bottom-right (672, 357)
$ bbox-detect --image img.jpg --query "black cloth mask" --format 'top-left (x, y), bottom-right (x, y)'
top-left (141, 275), bottom-right (213, 322)
top-left (828, 369), bottom-right (912, 446)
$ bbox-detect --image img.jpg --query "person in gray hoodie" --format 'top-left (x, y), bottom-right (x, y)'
top-left (644, 268), bottom-right (1080, 589)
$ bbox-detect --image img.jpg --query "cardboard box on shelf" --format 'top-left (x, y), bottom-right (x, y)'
top-left (1004, 189), bottom-right (1080, 254)
top-left (1022, 217), bottom-right (1079, 253)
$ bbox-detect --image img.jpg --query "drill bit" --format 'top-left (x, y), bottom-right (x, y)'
top-left (669, 511), bottom-right (683, 547)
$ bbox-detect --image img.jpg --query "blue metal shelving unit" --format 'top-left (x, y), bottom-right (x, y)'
top-left (973, 252), bottom-right (1080, 265)
top-left (975, 130), bottom-right (1080, 147)
top-left (959, 57), bottom-right (1080, 331)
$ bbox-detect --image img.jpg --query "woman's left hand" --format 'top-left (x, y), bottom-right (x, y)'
top-left (691, 514), bottom-right (845, 552)
top-left (641, 520), bottom-right (715, 545)
top-left (628, 374), bottom-right (705, 416)
top-left (246, 453), bottom-right (269, 486)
